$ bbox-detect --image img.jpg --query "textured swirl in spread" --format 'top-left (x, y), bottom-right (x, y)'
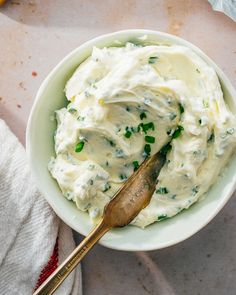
top-left (49, 43), bottom-right (236, 227)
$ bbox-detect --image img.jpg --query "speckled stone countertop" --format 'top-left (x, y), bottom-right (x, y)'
top-left (1, 1), bottom-right (236, 294)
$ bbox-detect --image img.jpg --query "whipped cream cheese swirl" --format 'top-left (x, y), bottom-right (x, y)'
top-left (49, 43), bottom-right (236, 227)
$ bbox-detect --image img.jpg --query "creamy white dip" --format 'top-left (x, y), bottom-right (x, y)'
top-left (49, 43), bottom-right (236, 228)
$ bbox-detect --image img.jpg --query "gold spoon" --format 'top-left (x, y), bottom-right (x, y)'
top-left (33, 151), bottom-right (166, 295)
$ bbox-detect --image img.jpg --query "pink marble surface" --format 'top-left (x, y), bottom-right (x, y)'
top-left (1, 1), bottom-right (236, 294)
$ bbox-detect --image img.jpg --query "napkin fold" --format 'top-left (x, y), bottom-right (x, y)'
top-left (0, 119), bottom-right (82, 295)
top-left (208, 0), bottom-right (236, 22)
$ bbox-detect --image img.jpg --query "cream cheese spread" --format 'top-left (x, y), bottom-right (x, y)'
top-left (49, 43), bottom-right (236, 227)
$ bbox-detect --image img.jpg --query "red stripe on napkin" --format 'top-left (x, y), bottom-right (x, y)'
top-left (34, 238), bottom-right (59, 290)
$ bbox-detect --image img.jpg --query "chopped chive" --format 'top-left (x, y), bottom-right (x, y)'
top-left (144, 144), bottom-right (151, 156)
top-left (156, 187), bottom-right (169, 194)
top-left (199, 119), bottom-right (202, 125)
top-left (116, 126), bottom-right (121, 133)
top-left (140, 112), bottom-right (147, 120)
top-left (145, 135), bottom-right (155, 144)
top-left (126, 106), bottom-right (131, 112)
top-left (196, 68), bottom-right (200, 73)
top-left (105, 138), bottom-right (116, 147)
top-left (124, 126), bottom-right (135, 138)
top-left (77, 116), bottom-right (85, 121)
top-left (75, 141), bottom-right (84, 153)
top-left (178, 103), bottom-right (184, 114)
top-left (207, 132), bottom-right (215, 142)
top-left (192, 185), bottom-right (199, 195)
top-left (109, 140), bottom-right (115, 147)
top-left (160, 142), bottom-right (172, 155)
top-left (68, 108), bottom-right (77, 114)
top-left (124, 129), bottom-right (132, 138)
top-left (169, 112), bottom-right (177, 120)
top-left (103, 182), bottom-right (111, 192)
top-left (172, 125), bottom-right (184, 139)
top-left (138, 122), bottom-right (154, 134)
top-left (146, 122), bottom-right (155, 131)
top-left (148, 56), bottom-right (158, 64)
top-left (120, 173), bottom-right (127, 180)
top-left (138, 123), bottom-right (143, 132)
top-left (158, 214), bottom-right (168, 221)
top-left (132, 160), bottom-right (139, 171)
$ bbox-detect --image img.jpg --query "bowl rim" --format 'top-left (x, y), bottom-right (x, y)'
top-left (26, 29), bottom-right (236, 251)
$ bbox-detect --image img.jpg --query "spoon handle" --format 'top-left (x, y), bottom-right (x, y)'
top-left (33, 220), bottom-right (110, 295)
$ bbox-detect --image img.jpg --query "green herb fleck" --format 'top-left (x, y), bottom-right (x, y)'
top-left (124, 127), bottom-right (132, 138)
top-left (132, 160), bottom-right (139, 171)
top-left (126, 106), bottom-right (131, 112)
top-left (140, 112), bottom-right (147, 120)
top-left (89, 179), bottom-right (94, 185)
top-left (172, 125), bottom-right (184, 139)
top-left (105, 138), bottom-right (116, 147)
top-left (158, 214), bottom-right (168, 221)
top-left (103, 183), bottom-right (111, 192)
top-left (208, 132), bottom-right (215, 142)
top-left (138, 122), bottom-right (155, 134)
top-left (120, 173), bottom-right (127, 181)
top-left (156, 187), bottom-right (169, 194)
top-left (144, 144), bottom-right (151, 156)
top-left (196, 68), bottom-right (200, 73)
top-left (169, 112), bottom-right (177, 120)
top-left (68, 108), bottom-right (77, 114)
top-left (148, 56), bottom-right (158, 64)
top-left (75, 141), bottom-right (84, 153)
top-left (179, 103), bottom-right (185, 114)
top-left (145, 135), bottom-right (155, 144)
top-left (77, 116), bottom-right (85, 121)
top-left (192, 185), bottom-right (199, 195)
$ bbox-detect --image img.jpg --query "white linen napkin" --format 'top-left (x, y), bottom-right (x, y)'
top-left (208, 0), bottom-right (236, 21)
top-left (0, 119), bottom-right (82, 295)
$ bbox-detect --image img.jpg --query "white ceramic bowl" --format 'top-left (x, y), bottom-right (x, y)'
top-left (26, 30), bottom-right (236, 251)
